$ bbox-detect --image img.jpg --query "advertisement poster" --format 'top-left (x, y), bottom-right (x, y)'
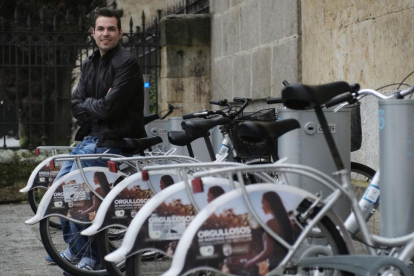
top-left (148, 173), bottom-right (181, 194)
top-left (44, 168), bottom-right (124, 223)
top-left (31, 160), bottom-right (62, 189)
top-left (100, 173), bottom-right (180, 228)
top-left (128, 178), bottom-right (233, 257)
top-left (177, 189), bottom-right (304, 276)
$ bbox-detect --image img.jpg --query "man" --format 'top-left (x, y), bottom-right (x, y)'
top-left (45, 7), bottom-right (145, 274)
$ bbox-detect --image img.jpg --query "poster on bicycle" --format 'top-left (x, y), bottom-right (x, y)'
top-left (29, 157), bottom-right (62, 189)
top-left (126, 178), bottom-right (233, 256)
top-left (44, 167), bottom-right (125, 223)
top-left (98, 172), bottom-right (181, 228)
top-left (168, 187), bottom-right (304, 276)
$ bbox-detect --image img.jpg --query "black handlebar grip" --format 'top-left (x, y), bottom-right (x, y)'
top-left (325, 93), bottom-right (354, 108)
top-left (267, 97), bottom-right (283, 104)
top-left (209, 99), bottom-right (228, 106)
top-left (282, 80), bottom-right (290, 87)
top-left (233, 97), bottom-right (252, 103)
top-left (183, 113), bottom-right (197, 120)
top-left (183, 111), bottom-right (211, 120)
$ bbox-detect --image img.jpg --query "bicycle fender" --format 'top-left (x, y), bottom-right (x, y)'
top-left (104, 177), bottom-right (234, 263)
top-left (82, 170), bottom-right (183, 235)
top-left (20, 156), bottom-right (61, 193)
top-left (25, 167), bottom-right (126, 225)
top-left (163, 184), bottom-right (325, 276)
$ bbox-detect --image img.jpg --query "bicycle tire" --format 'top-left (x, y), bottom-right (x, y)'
top-left (28, 188), bottom-right (62, 229)
top-left (350, 162), bottom-right (376, 198)
top-left (349, 162), bottom-right (379, 254)
top-left (124, 214), bottom-right (352, 276)
top-left (97, 228), bottom-right (127, 276)
top-left (40, 217), bottom-right (113, 276)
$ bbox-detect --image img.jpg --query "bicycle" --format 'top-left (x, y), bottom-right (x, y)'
top-left (101, 95), bottom-right (375, 276)
top-left (156, 81), bottom-right (414, 276)
top-left (78, 97), bottom-right (280, 276)
top-left (24, 134), bottom-right (166, 276)
top-left (21, 107), bottom-right (180, 229)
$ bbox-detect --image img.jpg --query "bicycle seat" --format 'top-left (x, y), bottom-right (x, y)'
top-left (120, 136), bottom-right (162, 154)
top-left (237, 119), bottom-right (301, 143)
top-left (282, 81), bottom-right (352, 110)
top-left (168, 131), bottom-right (202, 146)
top-left (144, 113), bottom-right (159, 125)
top-left (181, 116), bottom-right (231, 137)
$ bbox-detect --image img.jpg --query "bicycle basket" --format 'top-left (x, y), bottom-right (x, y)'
top-left (346, 102), bottom-right (362, 152)
top-left (229, 108), bottom-right (277, 159)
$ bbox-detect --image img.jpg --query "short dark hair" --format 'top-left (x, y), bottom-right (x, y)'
top-left (94, 8), bottom-right (122, 30)
top-left (160, 175), bottom-right (175, 187)
top-left (208, 186), bottom-right (225, 199)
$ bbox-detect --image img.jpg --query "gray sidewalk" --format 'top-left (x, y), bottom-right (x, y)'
top-left (0, 203), bottom-right (62, 276)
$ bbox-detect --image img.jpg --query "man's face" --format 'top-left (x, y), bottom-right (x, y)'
top-left (93, 16), bottom-right (122, 55)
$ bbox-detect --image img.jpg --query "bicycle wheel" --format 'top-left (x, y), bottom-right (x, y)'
top-left (97, 227), bottom-right (127, 276)
top-left (40, 216), bottom-right (114, 276)
top-left (349, 162), bottom-right (378, 254)
top-left (28, 188), bottom-right (62, 229)
top-left (125, 252), bottom-right (172, 276)
top-left (124, 215), bottom-right (352, 276)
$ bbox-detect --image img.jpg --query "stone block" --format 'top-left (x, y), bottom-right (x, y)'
top-left (301, 0), bottom-right (325, 35)
top-left (240, 0), bottom-right (260, 51)
top-left (231, 0), bottom-right (247, 8)
top-left (373, 8), bottom-right (414, 87)
top-left (160, 14), bottom-right (210, 47)
top-left (222, 8), bottom-right (240, 56)
top-left (272, 38), bottom-right (299, 97)
top-left (212, 57), bottom-right (234, 100)
top-left (252, 47), bottom-right (272, 99)
top-left (284, 0), bottom-right (299, 37)
top-left (212, 0), bottom-right (230, 14)
top-left (260, 0), bottom-right (284, 44)
top-left (160, 46), bottom-right (211, 78)
top-left (331, 20), bottom-right (375, 87)
top-left (159, 76), bottom-right (211, 114)
top-left (234, 54), bottom-right (252, 98)
top-left (301, 30), bottom-right (334, 84)
top-left (212, 15), bottom-right (223, 58)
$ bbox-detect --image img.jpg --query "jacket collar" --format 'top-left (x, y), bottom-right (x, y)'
top-left (90, 44), bottom-right (121, 63)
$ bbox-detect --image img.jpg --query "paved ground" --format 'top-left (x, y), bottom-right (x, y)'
top-left (0, 203), bottom-right (172, 276)
top-left (0, 203), bottom-right (381, 276)
top-left (0, 203), bottom-right (62, 276)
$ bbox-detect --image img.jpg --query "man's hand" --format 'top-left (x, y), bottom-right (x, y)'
top-left (107, 87), bottom-right (112, 95)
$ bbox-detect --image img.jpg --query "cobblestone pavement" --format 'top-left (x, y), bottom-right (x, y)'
top-left (0, 203), bottom-right (62, 276)
top-left (0, 203), bottom-right (173, 276)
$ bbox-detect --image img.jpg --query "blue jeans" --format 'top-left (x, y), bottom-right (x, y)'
top-left (56, 136), bottom-right (122, 265)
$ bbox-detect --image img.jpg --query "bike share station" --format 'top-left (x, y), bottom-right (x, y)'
top-left (278, 108), bottom-right (352, 219)
top-left (143, 75), bottom-right (212, 162)
top-left (146, 96), bottom-right (353, 219)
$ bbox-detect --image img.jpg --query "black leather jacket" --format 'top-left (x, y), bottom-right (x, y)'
top-left (72, 44), bottom-right (145, 148)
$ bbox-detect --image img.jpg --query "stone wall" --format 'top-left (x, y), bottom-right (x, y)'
top-left (301, 1), bottom-right (414, 169)
top-left (210, 0), bottom-right (301, 111)
top-left (158, 14), bottom-right (211, 115)
top-left (113, 0), bottom-right (167, 31)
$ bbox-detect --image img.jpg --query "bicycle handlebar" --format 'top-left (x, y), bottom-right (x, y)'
top-left (233, 97), bottom-right (253, 103)
top-left (209, 99), bottom-right (228, 106)
top-left (182, 110), bottom-right (222, 120)
top-left (168, 103), bottom-right (182, 110)
top-left (184, 96), bottom-right (257, 120)
top-left (325, 93), bottom-right (354, 108)
top-left (266, 97), bottom-right (283, 104)
top-left (325, 83), bottom-right (414, 110)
